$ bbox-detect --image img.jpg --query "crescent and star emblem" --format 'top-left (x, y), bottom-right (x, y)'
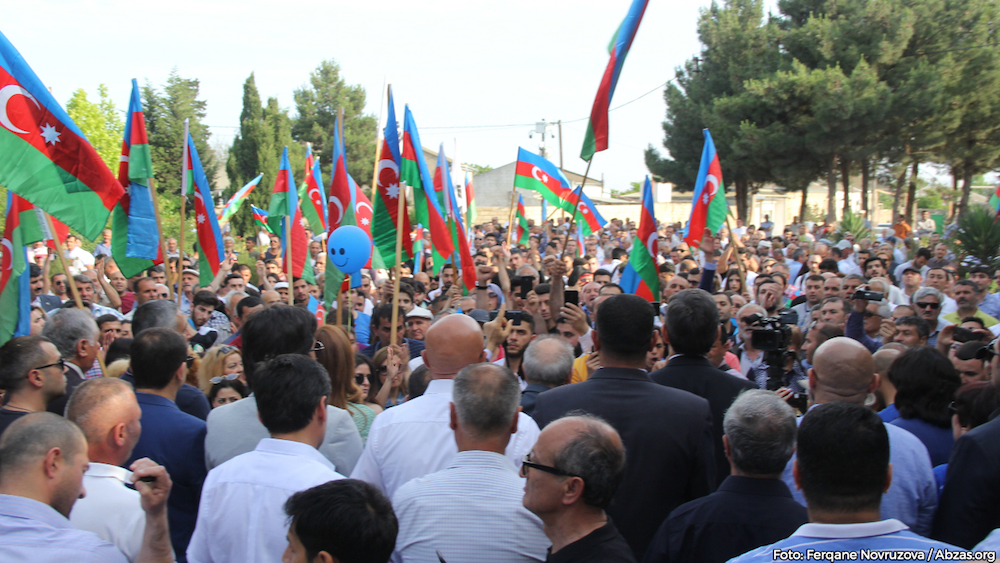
top-left (328, 196), bottom-right (345, 225)
top-left (646, 232), bottom-right (659, 259)
top-left (531, 166), bottom-right (549, 185)
top-left (0, 85), bottom-right (40, 135)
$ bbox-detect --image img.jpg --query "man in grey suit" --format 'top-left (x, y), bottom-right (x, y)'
top-left (203, 305), bottom-right (363, 474)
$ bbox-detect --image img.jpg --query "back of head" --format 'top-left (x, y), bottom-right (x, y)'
top-left (953, 382), bottom-right (1000, 429)
top-left (0, 336), bottom-right (52, 395)
top-left (871, 348), bottom-right (901, 377)
top-left (453, 363), bottom-right (521, 441)
top-left (523, 335), bottom-right (574, 387)
top-left (242, 305), bottom-right (317, 390)
top-left (812, 337), bottom-right (873, 401)
top-left (552, 415), bottom-right (626, 510)
top-left (887, 347), bottom-right (961, 427)
top-left (315, 325), bottom-right (357, 409)
top-left (724, 389), bottom-right (798, 477)
top-left (665, 289), bottom-right (718, 356)
top-left (42, 308), bottom-right (98, 358)
top-left (253, 354), bottom-right (331, 435)
top-left (423, 314), bottom-right (485, 377)
top-left (130, 327), bottom-right (188, 390)
top-left (407, 365), bottom-right (430, 400)
top-left (797, 402), bottom-right (889, 514)
top-left (284, 479), bottom-right (398, 563)
top-left (596, 294), bottom-right (653, 363)
top-left (0, 412), bottom-right (84, 484)
top-left (131, 300), bottom-right (181, 336)
top-left (65, 377), bottom-right (134, 446)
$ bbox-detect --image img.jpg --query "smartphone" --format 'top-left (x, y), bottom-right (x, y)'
top-left (505, 310), bottom-right (523, 325)
top-left (564, 289), bottom-right (579, 307)
top-left (788, 393), bottom-right (809, 413)
top-left (519, 276), bottom-right (534, 299)
top-left (953, 327), bottom-right (977, 343)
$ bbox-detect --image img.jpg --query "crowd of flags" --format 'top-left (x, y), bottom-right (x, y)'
top-left (0, 0), bottom-right (742, 345)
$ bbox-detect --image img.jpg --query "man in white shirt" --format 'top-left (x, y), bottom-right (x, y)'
top-left (67, 378), bottom-right (147, 561)
top-left (392, 363), bottom-right (548, 562)
top-left (351, 314), bottom-right (540, 499)
top-left (834, 240), bottom-right (862, 275)
top-left (187, 354), bottom-right (344, 563)
top-left (63, 234), bottom-right (95, 276)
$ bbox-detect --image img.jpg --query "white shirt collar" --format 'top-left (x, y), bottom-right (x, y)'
top-left (424, 379), bottom-right (454, 395)
top-left (253, 438), bottom-right (338, 473)
top-left (84, 462), bottom-right (133, 485)
top-left (792, 519), bottom-right (908, 539)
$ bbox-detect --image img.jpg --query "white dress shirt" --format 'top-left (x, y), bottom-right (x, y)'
top-left (350, 379), bottom-right (540, 498)
top-left (392, 450), bottom-right (549, 563)
top-left (187, 438), bottom-right (344, 563)
top-left (69, 463), bottom-right (144, 562)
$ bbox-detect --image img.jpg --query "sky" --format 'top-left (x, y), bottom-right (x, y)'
top-left (4, 0), bottom-right (719, 193)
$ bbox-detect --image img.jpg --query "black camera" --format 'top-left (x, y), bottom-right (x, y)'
top-left (852, 290), bottom-right (884, 301)
top-left (744, 313), bottom-right (793, 352)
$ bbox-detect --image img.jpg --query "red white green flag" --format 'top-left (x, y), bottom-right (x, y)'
top-left (515, 194), bottom-right (529, 246)
top-left (371, 86), bottom-right (412, 269)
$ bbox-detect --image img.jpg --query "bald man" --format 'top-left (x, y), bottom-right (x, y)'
top-left (350, 314), bottom-right (541, 498)
top-left (779, 338), bottom-right (938, 536)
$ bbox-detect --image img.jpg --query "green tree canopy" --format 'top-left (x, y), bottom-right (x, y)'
top-left (65, 85), bottom-right (123, 173)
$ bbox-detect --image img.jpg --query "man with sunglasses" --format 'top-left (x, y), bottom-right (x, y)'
top-left (126, 328), bottom-right (207, 563)
top-left (0, 336), bottom-right (67, 437)
top-left (911, 287), bottom-right (953, 347)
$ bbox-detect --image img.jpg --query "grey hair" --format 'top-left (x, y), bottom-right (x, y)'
top-left (226, 290), bottom-right (249, 311)
top-left (515, 265), bottom-right (539, 281)
top-left (843, 273), bottom-right (867, 284)
top-left (552, 413), bottom-right (626, 509)
top-left (452, 363), bottom-right (521, 440)
top-left (0, 412), bottom-right (84, 481)
top-left (42, 308), bottom-right (98, 358)
top-left (131, 300), bottom-right (180, 336)
top-left (523, 335), bottom-right (574, 387)
top-left (724, 389), bottom-right (798, 476)
top-left (912, 287), bottom-right (942, 305)
top-left (875, 302), bottom-right (892, 318)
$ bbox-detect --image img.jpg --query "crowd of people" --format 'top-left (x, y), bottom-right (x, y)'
top-left (1, 211), bottom-right (1000, 562)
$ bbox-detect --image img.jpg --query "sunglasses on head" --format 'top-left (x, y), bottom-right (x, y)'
top-left (209, 373), bottom-right (240, 385)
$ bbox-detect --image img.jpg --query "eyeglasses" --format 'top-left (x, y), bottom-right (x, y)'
top-left (217, 345), bottom-right (239, 356)
top-left (948, 401), bottom-right (958, 415)
top-left (354, 373), bottom-right (366, 385)
top-left (210, 373), bottom-right (240, 385)
top-left (34, 358), bottom-right (66, 372)
top-left (184, 355), bottom-right (195, 369)
top-left (914, 302), bottom-right (940, 310)
top-left (520, 453), bottom-right (578, 478)
top-left (53, 280), bottom-right (66, 285)
top-left (311, 340), bottom-right (325, 353)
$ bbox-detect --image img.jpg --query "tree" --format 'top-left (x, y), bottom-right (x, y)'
top-left (65, 85), bottom-right (123, 172)
top-left (292, 59), bottom-right (378, 189)
top-left (226, 74), bottom-right (276, 237)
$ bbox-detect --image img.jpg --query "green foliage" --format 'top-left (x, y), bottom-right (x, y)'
top-left (613, 182), bottom-right (642, 196)
top-left (292, 59), bottom-right (377, 187)
top-left (226, 74), bottom-right (275, 238)
top-left (833, 209), bottom-right (872, 242)
top-left (65, 85), bottom-right (124, 172)
top-left (141, 69), bottom-right (217, 198)
top-left (467, 163), bottom-right (493, 175)
top-left (953, 205), bottom-right (1000, 273)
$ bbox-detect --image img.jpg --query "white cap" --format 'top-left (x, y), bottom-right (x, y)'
top-left (406, 306), bottom-right (433, 320)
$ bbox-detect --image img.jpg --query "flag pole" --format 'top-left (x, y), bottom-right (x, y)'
top-left (45, 212), bottom-right (108, 375)
top-left (285, 216), bottom-right (294, 306)
top-left (369, 82), bottom-right (389, 201)
top-left (177, 119), bottom-right (189, 305)
top-left (147, 177), bottom-right (174, 300)
top-left (389, 184), bottom-right (405, 347)
top-left (560, 159), bottom-right (592, 260)
top-left (506, 190), bottom-right (518, 247)
top-left (332, 106), bottom-right (346, 321)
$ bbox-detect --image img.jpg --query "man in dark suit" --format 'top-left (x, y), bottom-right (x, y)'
top-left (650, 289), bottom-right (756, 486)
top-left (532, 294), bottom-right (715, 560)
top-left (126, 327), bottom-right (207, 563)
top-left (932, 336), bottom-right (1000, 548)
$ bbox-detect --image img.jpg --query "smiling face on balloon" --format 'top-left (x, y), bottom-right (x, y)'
top-left (327, 225), bottom-right (372, 274)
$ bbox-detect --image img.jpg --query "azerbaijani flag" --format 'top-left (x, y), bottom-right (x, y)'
top-left (299, 143), bottom-right (327, 233)
top-left (184, 132), bottom-right (225, 287)
top-left (218, 174), bottom-right (263, 226)
top-left (403, 106), bottom-right (453, 275)
top-left (324, 117), bottom-right (361, 306)
top-left (250, 205), bottom-right (272, 233)
top-left (619, 177), bottom-right (660, 301)
top-left (371, 86), bottom-right (413, 269)
top-left (683, 129), bottom-right (728, 248)
top-left (990, 183), bottom-right (1000, 220)
top-left (515, 195), bottom-right (529, 246)
top-left (0, 31), bottom-right (124, 241)
top-left (436, 144), bottom-right (477, 291)
top-left (465, 171), bottom-right (477, 227)
top-left (112, 80), bottom-right (161, 277)
top-left (268, 147), bottom-right (311, 282)
top-left (1, 193), bottom-right (38, 344)
top-left (580, 0), bottom-right (650, 161)
top-left (513, 148), bottom-right (607, 235)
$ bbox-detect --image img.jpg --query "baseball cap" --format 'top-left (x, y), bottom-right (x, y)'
top-left (274, 281), bottom-right (289, 290)
top-left (406, 306), bottom-right (433, 320)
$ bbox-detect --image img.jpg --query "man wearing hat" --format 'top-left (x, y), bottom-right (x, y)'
top-left (405, 307), bottom-right (433, 341)
top-left (178, 268), bottom-right (200, 315)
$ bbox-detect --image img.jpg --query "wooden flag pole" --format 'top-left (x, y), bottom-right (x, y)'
top-left (724, 213), bottom-right (747, 293)
top-left (560, 159), bottom-right (592, 261)
top-left (506, 190), bottom-right (518, 247)
top-left (177, 119), bottom-right (189, 305)
top-left (45, 213), bottom-right (108, 375)
top-left (369, 83), bottom-right (388, 200)
top-left (285, 215), bottom-right (294, 306)
top-left (146, 177), bottom-right (174, 300)
top-left (389, 184), bottom-right (405, 347)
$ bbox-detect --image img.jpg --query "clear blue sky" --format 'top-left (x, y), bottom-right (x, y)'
top-left (5, 0), bottom-right (724, 192)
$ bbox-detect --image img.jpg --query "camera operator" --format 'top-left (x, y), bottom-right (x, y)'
top-left (846, 286), bottom-right (893, 354)
top-left (736, 305), bottom-right (808, 400)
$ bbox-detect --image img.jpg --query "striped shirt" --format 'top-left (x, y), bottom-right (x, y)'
top-left (0, 493), bottom-right (127, 563)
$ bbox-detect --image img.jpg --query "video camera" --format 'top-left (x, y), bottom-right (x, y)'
top-left (743, 311), bottom-right (796, 351)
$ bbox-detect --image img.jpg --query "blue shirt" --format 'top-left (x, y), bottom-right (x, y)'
top-left (846, 310), bottom-right (881, 354)
top-left (891, 417), bottom-right (955, 467)
top-left (0, 494), bottom-right (126, 563)
top-left (879, 404), bottom-right (900, 423)
top-left (127, 392), bottom-right (207, 563)
top-left (782, 411), bottom-right (937, 536)
top-left (728, 520), bottom-right (963, 562)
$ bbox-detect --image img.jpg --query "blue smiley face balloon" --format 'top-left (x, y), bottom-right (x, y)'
top-left (327, 225), bottom-right (372, 274)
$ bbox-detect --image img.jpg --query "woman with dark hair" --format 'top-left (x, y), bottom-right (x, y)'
top-left (208, 379), bottom-right (248, 409)
top-left (888, 347), bottom-right (962, 466)
top-left (366, 347), bottom-right (405, 410)
top-left (932, 381), bottom-right (1000, 494)
top-left (354, 354), bottom-right (383, 416)
top-left (724, 269), bottom-right (745, 297)
top-left (316, 326), bottom-right (377, 443)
